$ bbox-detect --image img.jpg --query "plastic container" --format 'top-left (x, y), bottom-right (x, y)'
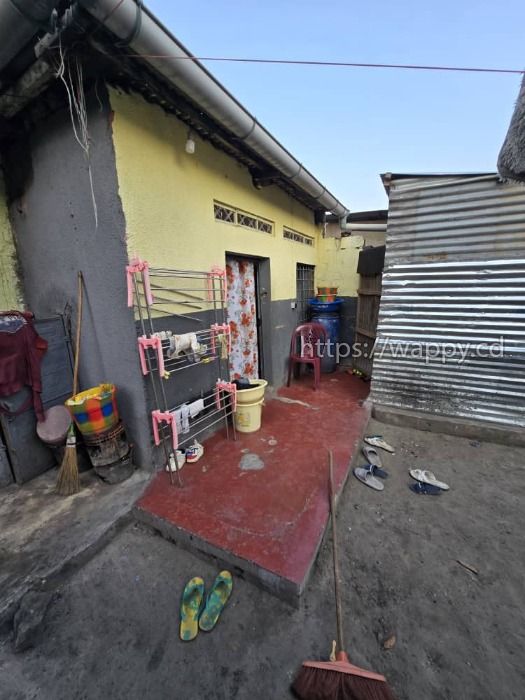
top-left (234, 398), bottom-right (264, 433)
top-left (66, 384), bottom-right (119, 436)
top-left (235, 379), bottom-right (268, 404)
top-left (309, 298), bottom-right (343, 373)
top-left (317, 286), bottom-right (338, 296)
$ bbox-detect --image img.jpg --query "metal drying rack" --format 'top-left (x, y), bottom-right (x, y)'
top-left (127, 259), bottom-right (237, 487)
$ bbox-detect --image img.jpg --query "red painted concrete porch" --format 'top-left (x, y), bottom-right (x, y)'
top-left (135, 372), bottom-right (370, 603)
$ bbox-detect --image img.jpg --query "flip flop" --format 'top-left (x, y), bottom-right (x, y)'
top-left (364, 463), bottom-right (389, 479)
top-left (410, 481), bottom-right (443, 495)
top-left (199, 571), bottom-right (233, 632)
top-left (180, 576), bottom-right (205, 641)
top-left (362, 444), bottom-right (382, 468)
top-left (353, 466), bottom-right (384, 491)
top-left (409, 469), bottom-right (449, 491)
top-left (364, 435), bottom-right (395, 453)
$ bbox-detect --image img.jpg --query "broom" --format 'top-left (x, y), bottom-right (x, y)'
top-left (292, 450), bottom-right (397, 700)
top-left (56, 271), bottom-right (83, 496)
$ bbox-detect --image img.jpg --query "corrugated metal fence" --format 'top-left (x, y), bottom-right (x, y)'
top-left (370, 174), bottom-right (525, 427)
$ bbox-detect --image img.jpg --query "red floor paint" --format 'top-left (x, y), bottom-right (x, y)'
top-left (136, 372), bottom-right (370, 598)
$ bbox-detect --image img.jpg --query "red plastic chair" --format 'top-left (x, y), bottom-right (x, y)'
top-left (287, 323), bottom-right (327, 390)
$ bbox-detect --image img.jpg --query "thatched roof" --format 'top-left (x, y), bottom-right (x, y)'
top-left (498, 76), bottom-right (525, 181)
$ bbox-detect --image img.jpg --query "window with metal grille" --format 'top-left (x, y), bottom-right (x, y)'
top-left (213, 201), bottom-right (273, 234)
top-left (214, 203), bottom-right (235, 223)
top-left (283, 227), bottom-right (315, 246)
top-left (296, 263), bottom-right (315, 322)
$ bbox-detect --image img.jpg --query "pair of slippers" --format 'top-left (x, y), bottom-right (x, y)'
top-left (180, 570), bottom-right (233, 641)
top-left (353, 437), bottom-right (394, 491)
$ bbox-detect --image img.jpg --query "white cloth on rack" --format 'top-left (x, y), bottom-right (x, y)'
top-left (188, 399), bottom-right (204, 418)
top-left (174, 404), bottom-right (191, 434)
top-left (168, 332), bottom-right (199, 359)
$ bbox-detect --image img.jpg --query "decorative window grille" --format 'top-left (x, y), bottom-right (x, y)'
top-left (296, 263), bottom-right (315, 322)
top-left (213, 201), bottom-right (273, 234)
top-left (283, 227), bottom-right (315, 247)
top-left (214, 203), bottom-right (235, 223)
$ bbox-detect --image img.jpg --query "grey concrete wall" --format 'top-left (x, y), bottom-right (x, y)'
top-left (5, 90), bottom-right (152, 467)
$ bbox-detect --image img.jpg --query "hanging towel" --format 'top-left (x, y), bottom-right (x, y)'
top-left (167, 333), bottom-right (199, 359)
top-left (174, 404), bottom-right (191, 434)
top-left (188, 398), bottom-right (204, 418)
top-left (217, 334), bottom-right (228, 360)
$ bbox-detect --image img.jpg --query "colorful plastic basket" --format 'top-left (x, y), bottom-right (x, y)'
top-left (66, 384), bottom-right (119, 436)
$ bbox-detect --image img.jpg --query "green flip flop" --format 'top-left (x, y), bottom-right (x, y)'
top-left (180, 576), bottom-right (205, 641)
top-left (199, 570), bottom-right (233, 632)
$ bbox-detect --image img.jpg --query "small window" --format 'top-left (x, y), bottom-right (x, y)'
top-left (214, 203), bottom-right (236, 223)
top-left (283, 227), bottom-right (315, 247)
top-left (213, 201), bottom-right (273, 234)
top-left (296, 263), bottom-right (315, 322)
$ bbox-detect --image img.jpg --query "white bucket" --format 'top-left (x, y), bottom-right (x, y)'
top-left (234, 398), bottom-right (264, 433)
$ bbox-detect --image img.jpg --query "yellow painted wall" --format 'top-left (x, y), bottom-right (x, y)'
top-left (0, 170), bottom-right (22, 310)
top-left (316, 234), bottom-right (364, 296)
top-left (110, 89), bottom-right (322, 302)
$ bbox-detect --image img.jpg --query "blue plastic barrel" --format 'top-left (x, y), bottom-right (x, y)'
top-left (308, 298), bottom-right (343, 373)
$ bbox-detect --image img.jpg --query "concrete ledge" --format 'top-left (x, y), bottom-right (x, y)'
top-left (133, 507), bottom-right (303, 606)
top-left (0, 469), bottom-right (150, 633)
top-left (372, 404), bottom-right (525, 447)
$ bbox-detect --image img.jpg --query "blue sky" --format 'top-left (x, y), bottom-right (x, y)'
top-left (146, 0), bottom-right (525, 211)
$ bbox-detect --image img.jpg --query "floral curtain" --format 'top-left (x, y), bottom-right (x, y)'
top-left (226, 258), bottom-right (259, 380)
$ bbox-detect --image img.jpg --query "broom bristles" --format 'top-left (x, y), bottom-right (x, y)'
top-left (293, 658), bottom-right (397, 700)
top-left (56, 433), bottom-right (80, 496)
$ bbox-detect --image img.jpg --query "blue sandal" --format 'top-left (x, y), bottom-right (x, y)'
top-left (363, 463), bottom-right (389, 479)
top-left (410, 481), bottom-right (442, 496)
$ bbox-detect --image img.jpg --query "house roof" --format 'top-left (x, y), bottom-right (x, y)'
top-left (0, 0), bottom-right (350, 219)
top-left (498, 76), bottom-right (525, 182)
top-left (380, 171), bottom-right (498, 194)
top-left (326, 209), bottom-right (387, 224)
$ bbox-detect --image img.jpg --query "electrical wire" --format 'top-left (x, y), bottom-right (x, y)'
top-left (117, 54), bottom-right (525, 76)
top-left (54, 38), bottom-right (98, 228)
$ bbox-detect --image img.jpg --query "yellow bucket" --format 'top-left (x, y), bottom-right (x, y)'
top-left (234, 398), bottom-right (264, 433)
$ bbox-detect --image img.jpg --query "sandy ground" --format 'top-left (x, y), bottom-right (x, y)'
top-left (0, 418), bottom-right (524, 700)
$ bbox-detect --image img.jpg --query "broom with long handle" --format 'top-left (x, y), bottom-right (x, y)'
top-left (292, 450), bottom-right (397, 700)
top-left (56, 272), bottom-right (83, 496)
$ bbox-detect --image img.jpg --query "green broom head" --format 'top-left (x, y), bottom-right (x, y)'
top-left (292, 650), bottom-right (397, 700)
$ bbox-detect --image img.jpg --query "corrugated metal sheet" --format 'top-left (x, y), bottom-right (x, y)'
top-left (370, 174), bottom-right (525, 427)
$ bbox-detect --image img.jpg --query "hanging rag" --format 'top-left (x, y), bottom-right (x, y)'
top-left (174, 404), bottom-right (191, 434)
top-left (0, 311), bottom-right (48, 421)
top-left (188, 398), bottom-right (204, 418)
top-left (168, 333), bottom-right (199, 359)
top-left (217, 334), bottom-right (228, 360)
top-left (168, 333), bottom-right (207, 364)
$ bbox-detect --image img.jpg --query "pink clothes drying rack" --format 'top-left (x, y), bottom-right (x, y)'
top-left (127, 258), bottom-right (236, 487)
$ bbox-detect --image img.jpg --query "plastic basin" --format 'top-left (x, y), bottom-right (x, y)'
top-left (236, 379), bottom-right (268, 404)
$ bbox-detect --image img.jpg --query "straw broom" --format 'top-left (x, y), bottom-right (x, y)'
top-left (56, 272), bottom-right (83, 496)
top-left (292, 450), bottom-right (397, 700)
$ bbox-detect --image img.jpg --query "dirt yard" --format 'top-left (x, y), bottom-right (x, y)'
top-left (0, 418), bottom-right (523, 700)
